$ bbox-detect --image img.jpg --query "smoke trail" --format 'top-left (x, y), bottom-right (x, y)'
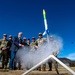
top-left (16, 35), bottom-right (63, 69)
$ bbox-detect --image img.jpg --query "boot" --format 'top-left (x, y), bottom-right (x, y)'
top-left (38, 66), bottom-right (41, 71)
top-left (4, 65), bottom-right (7, 69)
top-left (48, 61), bottom-right (52, 71)
top-left (42, 64), bottom-right (46, 71)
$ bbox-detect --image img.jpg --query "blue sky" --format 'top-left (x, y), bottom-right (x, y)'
top-left (0, 0), bottom-right (75, 60)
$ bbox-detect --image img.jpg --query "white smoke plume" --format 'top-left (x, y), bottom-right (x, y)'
top-left (16, 35), bottom-right (63, 69)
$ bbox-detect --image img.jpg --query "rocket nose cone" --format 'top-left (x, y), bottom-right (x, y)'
top-left (43, 9), bottom-right (46, 15)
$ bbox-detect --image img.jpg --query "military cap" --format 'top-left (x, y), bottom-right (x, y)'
top-left (32, 37), bottom-right (35, 40)
top-left (28, 38), bottom-right (30, 40)
top-left (3, 34), bottom-right (7, 37)
top-left (38, 33), bottom-right (42, 36)
top-left (9, 35), bottom-right (12, 38)
top-left (23, 37), bottom-right (26, 40)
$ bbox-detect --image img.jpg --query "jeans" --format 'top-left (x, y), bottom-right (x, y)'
top-left (9, 50), bottom-right (17, 69)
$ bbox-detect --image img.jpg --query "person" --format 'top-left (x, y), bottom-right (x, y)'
top-left (22, 37), bottom-right (28, 46)
top-left (30, 37), bottom-right (37, 50)
top-left (27, 38), bottom-right (30, 46)
top-left (8, 35), bottom-right (13, 48)
top-left (0, 34), bottom-right (9, 69)
top-left (35, 33), bottom-right (47, 71)
top-left (9, 32), bottom-right (24, 70)
top-left (48, 60), bottom-right (52, 71)
top-left (48, 36), bottom-right (59, 74)
top-left (7, 35), bottom-right (13, 61)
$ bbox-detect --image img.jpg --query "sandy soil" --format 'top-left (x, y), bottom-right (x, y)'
top-left (0, 67), bottom-right (75, 75)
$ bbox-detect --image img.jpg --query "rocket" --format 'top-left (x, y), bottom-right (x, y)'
top-left (43, 9), bottom-right (49, 36)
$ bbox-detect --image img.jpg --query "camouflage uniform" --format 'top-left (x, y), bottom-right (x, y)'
top-left (0, 38), bottom-right (8, 69)
top-left (52, 50), bottom-right (59, 74)
top-left (35, 33), bottom-right (47, 71)
top-left (36, 38), bottom-right (46, 46)
top-left (30, 42), bottom-right (37, 50)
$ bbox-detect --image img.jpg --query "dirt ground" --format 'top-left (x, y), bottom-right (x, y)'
top-left (0, 67), bottom-right (75, 75)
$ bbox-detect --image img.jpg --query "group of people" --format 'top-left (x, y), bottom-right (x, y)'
top-left (0, 32), bottom-right (59, 74)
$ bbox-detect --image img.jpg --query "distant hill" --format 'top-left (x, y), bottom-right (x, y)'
top-left (58, 58), bottom-right (72, 63)
top-left (58, 58), bottom-right (75, 66)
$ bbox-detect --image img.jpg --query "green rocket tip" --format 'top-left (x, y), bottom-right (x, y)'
top-left (43, 9), bottom-right (46, 20)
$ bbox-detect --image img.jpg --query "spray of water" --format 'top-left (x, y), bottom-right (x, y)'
top-left (16, 35), bottom-right (63, 69)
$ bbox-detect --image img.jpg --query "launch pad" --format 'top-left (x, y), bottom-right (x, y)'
top-left (22, 55), bottom-right (75, 75)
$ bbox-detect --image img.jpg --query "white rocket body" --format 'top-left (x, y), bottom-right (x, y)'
top-left (43, 9), bottom-right (49, 36)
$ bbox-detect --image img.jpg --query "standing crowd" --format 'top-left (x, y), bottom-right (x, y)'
top-left (0, 32), bottom-right (59, 74)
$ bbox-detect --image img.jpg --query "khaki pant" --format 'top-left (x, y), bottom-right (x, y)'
top-left (42, 64), bottom-right (46, 71)
top-left (52, 59), bottom-right (59, 74)
top-left (38, 64), bottom-right (46, 71)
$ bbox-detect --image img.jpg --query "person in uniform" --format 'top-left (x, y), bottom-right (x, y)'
top-left (22, 37), bottom-right (28, 46)
top-left (30, 37), bottom-right (37, 50)
top-left (27, 38), bottom-right (30, 46)
top-left (35, 33), bottom-right (47, 71)
top-left (8, 35), bottom-right (13, 49)
top-left (48, 36), bottom-right (59, 74)
top-left (7, 35), bottom-right (13, 69)
top-left (0, 34), bottom-right (9, 69)
top-left (7, 35), bottom-right (13, 59)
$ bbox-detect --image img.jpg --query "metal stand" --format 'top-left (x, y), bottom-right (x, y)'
top-left (22, 55), bottom-right (75, 75)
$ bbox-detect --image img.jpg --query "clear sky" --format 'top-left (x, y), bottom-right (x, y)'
top-left (0, 0), bottom-right (75, 60)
